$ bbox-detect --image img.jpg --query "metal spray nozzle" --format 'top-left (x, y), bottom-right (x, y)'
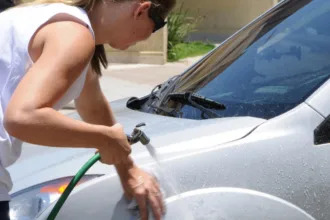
top-left (127, 123), bottom-right (150, 145)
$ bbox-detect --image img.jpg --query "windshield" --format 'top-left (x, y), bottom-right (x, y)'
top-left (159, 0), bottom-right (330, 120)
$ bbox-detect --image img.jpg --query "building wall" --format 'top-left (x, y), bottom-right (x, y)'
top-left (176, 0), bottom-right (278, 42)
top-left (105, 25), bottom-right (168, 65)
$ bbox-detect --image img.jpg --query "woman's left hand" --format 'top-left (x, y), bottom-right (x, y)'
top-left (122, 166), bottom-right (165, 220)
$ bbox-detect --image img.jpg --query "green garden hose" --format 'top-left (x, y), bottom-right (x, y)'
top-left (46, 153), bottom-right (101, 220)
top-left (46, 126), bottom-right (148, 220)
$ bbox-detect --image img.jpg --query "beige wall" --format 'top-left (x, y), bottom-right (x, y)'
top-left (105, 26), bottom-right (168, 65)
top-left (176, 0), bottom-right (278, 42)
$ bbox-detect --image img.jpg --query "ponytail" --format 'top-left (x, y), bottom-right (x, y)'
top-left (91, 45), bottom-right (107, 76)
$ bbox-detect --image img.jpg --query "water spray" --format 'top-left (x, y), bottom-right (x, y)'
top-left (47, 123), bottom-right (193, 220)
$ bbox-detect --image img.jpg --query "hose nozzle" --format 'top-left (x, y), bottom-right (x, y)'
top-left (127, 123), bottom-right (150, 145)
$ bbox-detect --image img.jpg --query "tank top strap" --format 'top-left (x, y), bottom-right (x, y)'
top-left (15, 3), bottom-right (95, 64)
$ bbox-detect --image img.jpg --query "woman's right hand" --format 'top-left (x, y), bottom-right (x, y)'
top-left (98, 123), bottom-right (132, 165)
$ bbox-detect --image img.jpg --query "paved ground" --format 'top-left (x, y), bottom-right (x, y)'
top-left (59, 56), bottom-right (203, 115)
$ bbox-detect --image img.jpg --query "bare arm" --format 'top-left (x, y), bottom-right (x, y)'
top-left (75, 66), bottom-right (135, 169)
top-left (74, 67), bottom-right (117, 128)
top-left (4, 20), bottom-right (124, 152)
top-left (75, 67), bottom-right (164, 220)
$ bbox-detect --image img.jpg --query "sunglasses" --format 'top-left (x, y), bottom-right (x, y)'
top-left (148, 4), bottom-right (167, 33)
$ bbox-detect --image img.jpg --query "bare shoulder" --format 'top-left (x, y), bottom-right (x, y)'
top-left (30, 15), bottom-right (95, 74)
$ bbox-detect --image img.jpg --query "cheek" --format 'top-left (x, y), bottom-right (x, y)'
top-left (121, 23), bottom-right (153, 47)
top-left (134, 27), bottom-right (152, 42)
top-left (116, 30), bottom-right (135, 46)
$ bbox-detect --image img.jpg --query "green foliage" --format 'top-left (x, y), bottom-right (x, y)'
top-left (167, 41), bottom-right (215, 62)
top-left (167, 3), bottom-right (209, 61)
top-left (167, 3), bottom-right (203, 46)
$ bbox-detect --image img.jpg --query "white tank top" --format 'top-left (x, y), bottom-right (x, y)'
top-left (0, 3), bottom-right (94, 200)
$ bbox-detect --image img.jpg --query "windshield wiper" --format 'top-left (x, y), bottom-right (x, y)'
top-left (167, 92), bottom-right (226, 119)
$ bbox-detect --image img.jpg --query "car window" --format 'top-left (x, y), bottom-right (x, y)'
top-left (162, 0), bottom-right (330, 120)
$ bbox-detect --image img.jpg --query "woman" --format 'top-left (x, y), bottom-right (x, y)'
top-left (0, 0), bottom-right (176, 219)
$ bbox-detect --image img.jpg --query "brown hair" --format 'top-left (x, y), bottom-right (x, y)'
top-left (17, 0), bottom-right (176, 75)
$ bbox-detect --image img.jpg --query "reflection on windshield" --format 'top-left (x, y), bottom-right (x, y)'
top-left (160, 0), bottom-right (330, 120)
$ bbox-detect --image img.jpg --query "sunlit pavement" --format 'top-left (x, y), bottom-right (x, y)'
top-left (59, 56), bottom-right (202, 115)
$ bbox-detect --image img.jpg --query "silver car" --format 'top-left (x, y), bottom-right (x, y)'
top-left (8, 0), bottom-right (330, 219)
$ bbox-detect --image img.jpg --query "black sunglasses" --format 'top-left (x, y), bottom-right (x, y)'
top-left (148, 4), bottom-right (167, 33)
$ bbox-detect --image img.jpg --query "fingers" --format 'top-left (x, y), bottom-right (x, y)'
top-left (135, 187), bottom-right (148, 220)
top-left (151, 177), bottom-right (161, 192)
top-left (147, 186), bottom-right (163, 220)
top-left (156, 190), bottom-right (165, 215)
top-left (143, 174), bottom-right (165, 220)
top-left (123, 142), bottom-right (132, 154)
top-left (150, 175), bottom-right (165, 214)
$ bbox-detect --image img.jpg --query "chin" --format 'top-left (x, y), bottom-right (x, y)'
top-left (119, 45), bottom-right (131, 50)
top-left (109, 43), bottom-right (130, 51)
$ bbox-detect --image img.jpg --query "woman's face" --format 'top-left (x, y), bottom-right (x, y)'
top-left (97, 1), bottom-right (157, 50)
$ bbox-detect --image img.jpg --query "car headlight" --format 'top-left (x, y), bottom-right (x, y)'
top-left (9, 175), bottom-right (102, 220)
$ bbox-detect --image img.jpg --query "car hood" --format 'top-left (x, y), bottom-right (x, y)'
top-left (8, 98), bottom-right (266, 193)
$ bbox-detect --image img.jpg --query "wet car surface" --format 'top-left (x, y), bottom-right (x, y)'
top-left (8, 0), bottom-right (330, 219)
